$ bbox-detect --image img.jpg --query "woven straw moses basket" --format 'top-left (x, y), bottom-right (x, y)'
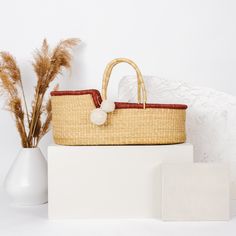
top-left (51, 58), bottom-right (187, 145)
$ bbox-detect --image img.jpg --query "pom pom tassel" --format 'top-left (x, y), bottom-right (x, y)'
top-left (100, 100), bottom-right (115, 113)
top-left (90, 100), bottom-right (115, 126)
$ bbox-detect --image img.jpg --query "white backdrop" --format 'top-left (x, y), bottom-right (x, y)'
top-left (1, 0), bottom-right (236, 184)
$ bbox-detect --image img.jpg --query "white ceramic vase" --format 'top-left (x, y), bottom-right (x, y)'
top-left (4, 147), bottom-right (48, 205)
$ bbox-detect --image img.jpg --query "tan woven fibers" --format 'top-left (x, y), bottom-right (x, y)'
top-left (51, 94), bottom-right (186, 145)
top-left (51, 58), bottom-right (187, 145)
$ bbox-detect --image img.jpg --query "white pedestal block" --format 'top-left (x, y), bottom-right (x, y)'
top-left (48, 144), bottom-right (193, 219)
top-left (161, 163), bottom-right (230, 221)
top-left (230, 162), bottom-right (236, 200)
top-left (231, 200), bottom-right (236, 216)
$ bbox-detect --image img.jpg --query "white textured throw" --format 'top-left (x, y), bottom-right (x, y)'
top-left (118, 76), bottom-right (236, 163)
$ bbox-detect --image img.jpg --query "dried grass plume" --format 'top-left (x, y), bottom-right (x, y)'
top-left (0, 38), bottom-right (80, 147)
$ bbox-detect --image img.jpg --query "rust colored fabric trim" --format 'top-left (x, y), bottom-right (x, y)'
top-left (51, 89), bottom-right (102, 108)
top-left (51, 90), bottom-right (187, 110)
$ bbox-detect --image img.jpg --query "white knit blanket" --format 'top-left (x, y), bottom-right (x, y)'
top-left (118, 76), bottom-right (236, 163)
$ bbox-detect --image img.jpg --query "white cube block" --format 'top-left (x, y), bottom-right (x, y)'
top-left (161, 163), bottom-right (230, 221)
top-left (231, 200), bottom-right (236, 217)
top-left (231, 181), bottom-right (236, 201)
top-left (230, 161), bottom-right (236, 200)
top-left (48, 144), bottom-right (193, 219)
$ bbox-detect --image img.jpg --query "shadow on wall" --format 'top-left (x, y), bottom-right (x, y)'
top-left (118, 76), bottom-right (236, 163)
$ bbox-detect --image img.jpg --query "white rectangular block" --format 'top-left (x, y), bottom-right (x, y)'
top-left (230, 161), bottom-right (236, 200)
top-left (231, 200), bottom-right (236, 217)
top-left (161, 163), bottom-right (230, 221)
top-left (48, 144), bottom-right (193, 219)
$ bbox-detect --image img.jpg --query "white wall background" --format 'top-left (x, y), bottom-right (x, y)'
top-left (0, 0), bottom-right (236, 184)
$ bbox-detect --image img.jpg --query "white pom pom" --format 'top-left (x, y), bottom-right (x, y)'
top-left (100, 100), bottom-right (115, 113)
top-left (90, 108), bottom-right (107, 125)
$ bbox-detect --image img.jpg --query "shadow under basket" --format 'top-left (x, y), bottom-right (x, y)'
top-left (50, 58), bottom-right (187, 146)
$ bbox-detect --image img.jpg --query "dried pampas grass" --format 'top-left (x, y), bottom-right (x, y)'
top-left (0, 38), bottom-right (80, 147)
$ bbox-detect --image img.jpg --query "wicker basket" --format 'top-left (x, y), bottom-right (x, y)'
top-left (51, 58), bottom-right (187, 145)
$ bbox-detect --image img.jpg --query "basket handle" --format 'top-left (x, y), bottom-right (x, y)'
top-left (102, 58), bottom-right (147, 108)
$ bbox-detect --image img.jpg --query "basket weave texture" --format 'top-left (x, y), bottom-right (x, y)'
top-left (51, 58), bottom-right (187, 145)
